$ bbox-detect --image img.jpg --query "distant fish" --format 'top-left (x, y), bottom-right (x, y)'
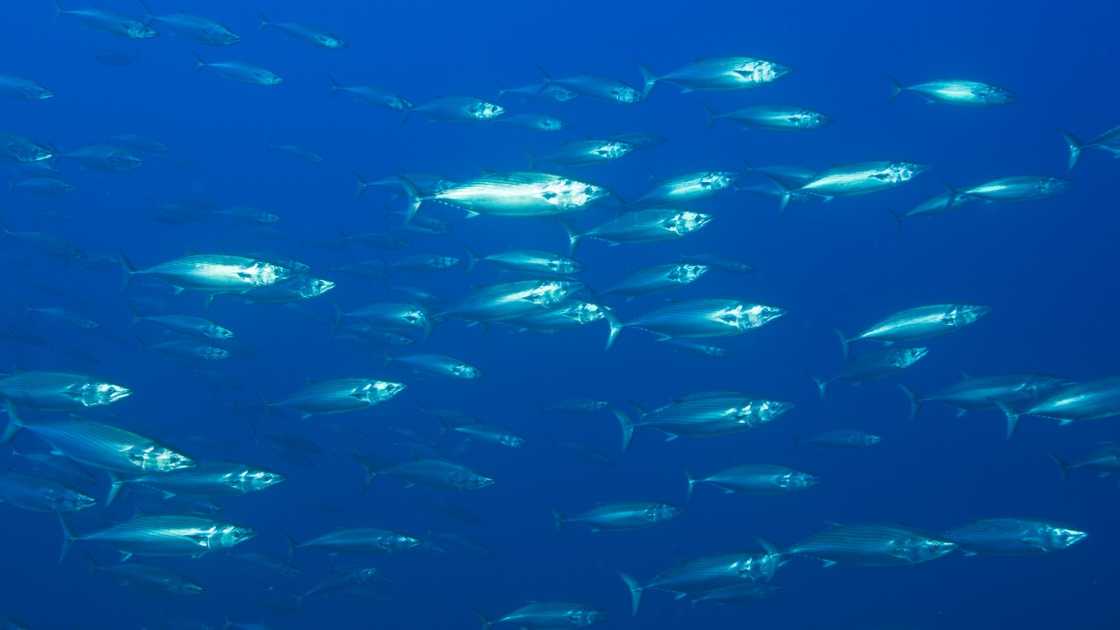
top-left (1063, 125), bottom-right (1120, 170)
top-left (686, 464), bottom-right (818, 499)
top-left (553, 501), bottom-right (680, 532)
top-left (532, 135), bottom-right (660, 168)
top-left (0, 133), bottom-right (54, 163)
top-left (145, 338), bottom-right (230, 361)
top-left (400, 172), bottom-right (609, 221)
top-left (1050, 443), bottom-right (1120, 479)
top-left (292, 528), bottom-right (423, 555)
top-left (498, 113), bottom-right (564, 131)
top-left (814, 346), bottom-right (929, 398)
top-left (612, 392), bottom-right (792, 450)
top-left (10, 176), bottom-right (74, 196)
top-left (602, 263), bottom-right (709, 299)
top-left (336, 302), bottom-right (431, 340)
top-left (108, 134), bottom-right (169, 155)
top-left (636, 170), bottom-right (739, 206)
top-left (889, 78), bottom-right (1014, 106)
top-left (59, 514), bottom-right (254, 562)
top-left (640, 57), bottom-right (791, 96)
top-left (408, 96), bottom-right (504, 123)
top-left (788, 523), bottom-right (956, 567)
top-left (498, 81), bottom-right (579, 102)
top-left (473, 249), bottom-right (580, 275)
top-left (270, 378), bottom-right (406, 418)
top-left (608, 298), bottom-right (784, 350)
top-left (26, 306), bottom-right (99, 330)
top-left (328, 75), bottom-right (413, 111)
top-left (193, 55), bottom-right (282, 86)
top-left (0, 473), bottom-right (96, 512)
top-left (481, 602), bottom-right (606, 629)
top-left (131, 313), bottom-right (234, 341)
top-left (0, 75), bottom-right (53, 101)
top-left (538, 69), bottom-right (643, 104)
top-left (61, 145), bottom-right (143, 171)
top-left (137, 2), bottom-right (239, 45)
top-left (801, 429), bottom-right (881, 448)
top-left (944, 519), bottom-right (1086, 555)
top-left (92, 562), bottom-right (204, 596)
top-left (438, 419), bottom-right (525, 449)
top-left (0, 372), bottom-right (130, 411)
top-left (565, 208), bottom-right (712, 253)
top-left (838, 304), bottom-right (990, 356)
top-left (300, 567), bottom-right (385, 603)
top-left (259, 13), bottom-right (346, 49)
top-left (706, 105), bottom-right (828, 131)
top-left (55, 3), bottom-right (158, 39)
top-left (388, 353), bottom-right (481, 380)
top-left (268, 143), bottom-right (322, 163)
top-left (366, 458), bottom-right (494, 491)
top-left (94, 49), bottom-right (139, 66)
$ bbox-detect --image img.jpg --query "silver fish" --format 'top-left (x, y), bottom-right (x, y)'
top-left (439, 420), bottom-right (524, 449)
top-left (329, 75), bottom-right (413, 111)
top-left (612, 392), bottom-right (792, 450)
top-left (122, 254), bottom-right (295, 296)
top-left (60, 514), bottom-right (254, 562)
top-left (900, 373), bottom-right (1071, 438)
top-left (1051, 442), bottom-right (1120, 479)
top-left (194, 56), bottom-right (282, 86)
top-left (602, 263), bottom-right (708, 298)
top-left (368, 458), bottom-right (493, 491)
top-left (565, 208), bottom-right (712, 252)
top-left (1026, 377), bottom-right (1120, 423)
top-left (271, 378), bottom-right (406, 418)
top-left (539, 70), bottom-right (643, 104)
top-left (795, 161), bottom-right (927, 200)
top-left (814, 346), bottom-right (929, 398)
top-left (0, 473), bottom-right (96, 512)
top-left (401, 172), bottom-right (609, 221)
top-left (944, 519), bottom-right (1086, 555)
top-left (56, 5), bottom-right (158, 39)
top-left (259, 13), bottom-right (346, 48)
top-left (474, 249), bottom-right (581, 275)
top-left (533, 134), bottom-right (661, 167)
top-left (235, 277), bottom-right (335, 304)
top-left (686, 464), bottom-right (818, 499)
top-left (890, 78), bottom-right (1013, 106)
top-left (839, 304), bottom-right (990, 354)
top-left (0, 372), bottom-right (130, 411)
top-left (961, 176), bottom-right (1068, 202)
top-left (788, 523), bottom-right (957, 567)
top-left (336, 302), bottom-right (431, 339)
top-left (441, 279), bottom-right (585, 323)
top-left (640, 57), bottom-right (791, 96)
top-left (138, 3), bottom-right (238, 45)
top-left (553, 501), bottom-right (680, 532)
top-left (637, 171), bottom-right (739, 206)
top-left (498, 81), bottom-right (579, 102)
top-left (484, 602), bottom-right (606, 628)
top-left (294, 528), bottom-right (422, 555)
top-left (409, 96), bottom-right (504, 122)
top-left (109, 462), bottom-right (284, 504)
top-left (0, 75), bottom-right (53, 101)
top-left (707, 105), bottom-right (828, 131)
top-left (389, 354), bottom-right (480, 380)
top-left (609, 299), bottom-right (784, 349)
top-left (0, 133), bottom-right (54, 163)
top-left (131, 314), bottom-right (234, 341)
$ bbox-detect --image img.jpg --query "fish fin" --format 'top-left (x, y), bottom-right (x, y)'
top-left (619, 572), bottom-right (643, 616)
top-left (559, 220), bottom-right (582, 255)
top-left (685, 470), bottom-right (697, 503)
top-left (551, 509), bottom-right (565, 531)
top-left (327, 73), bottom-right (341, 93)
top-left (192, 52), bottom-right (207, 70)
top-left (638, 64), bottom-right (658, 99)
top-left (119, 551), bottom-right (133, 562)
top-left (353, 171), bottom-right (371, 197)
top-left (284, 535), bottom-right (297, 563)
top-left (257, 11), bottom-right (271, 29)
top-left (118, 254), bottom-right (137, 292)
top-left (833, 328), bottom-right (850, 359)
top-left (160, 490), bottom-right (176, 500)
top-left (962, 550), bottom-right (978, 557)
top-left (1061, 130), bottom-right (1083, 171)
top-left (396, 175), bottom-right (422, 223)
top-left (820, 559), bottom-right (837, 568)
top-left (610, 407), bottom-right (635, 452)
top-left (1, 400), bottom-right (25, 443)
top-left (813, 377), bottom-right (828, 400)
top-left (898, 384), bottom-right (920, 421)
top-left (473, 610), bottom-right (493, 630)
top-left (1048, 453), bottom-right (1070, 480)
top-left (996, 403), bottom-right (1020, 438)
top-left (604, 309), bottom-right (623, 350)
top-left (57, 513), bottom-right (75, 564)
top-left (701, 103), bottom-right (718, 128)
top-left (887, 75), bottom-right (904, 100)
top-left (105, 472), bottom-right (124, 506)
top-left (1059, 419), bottom-right (1073, 427)
top-left (463, 210), bottom-right (480, 219)
top-left (662, 432), bottom-right (679, 443)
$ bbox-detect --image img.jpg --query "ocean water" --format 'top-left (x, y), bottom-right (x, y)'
top-left (1, 1), bottom-right (1118, 628)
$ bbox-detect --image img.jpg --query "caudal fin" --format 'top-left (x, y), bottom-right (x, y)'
top-left (58, 513), bottom-right (75, 564)
top-left (888, 76), bottom-right (904, 100)
top-left (834, 328), bottom-right (850, 359)
top-left (105, 472), bottom-right (125, 506)
top-left (701, 104), bottom-right (718, 128)
top-left (192, 53), bottom-right (207, 71)
top-left (560, 221), bottom-right (583, 255)
top-left (638, 65), bottom-right (658, 100)
top-left (473, 610), bottom-right (493, 630)
top-left (604, 309), bottom-right (623, 350)
top-left (898, 385), bottom-right (921, 421)
top-left (396, 175), bottom-right (423, 223)
top-left (353, 171), bottom-right (370, 198)
top-left (997, 403), bottom-right (1020, 439)
top-left (118, 254), bottom-right (137, 292)
top-left (257, 12), bottom-right (271, 29)
top-left (551, 509), bottom-right (565, 531)
top-left (1061, 130), bottom-right (1084, 171)
top-left (2, 400), bottom-right (26, 444)
top-left (685, 471), bottom-right (697, 503)
top-left (327, 74), bottom-right (341, 93)
top-left (610, 407), bottom-right (635, 451)
top-left (813, 377), bottom-right (828, 400)
top-left (619, 572), bottom-right (643, 616)
top-left (1049, 453), bottom-right (1071, 480)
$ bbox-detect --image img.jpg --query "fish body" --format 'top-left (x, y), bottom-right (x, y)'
top-left (0, 372), bottom-right (130, 411)
top-left (338, 302), bottom-right (431, 339)
top-left (259, 14), bottom-right (345, 48)
top-left (1052, 443), bottom-right (1120, 478)
top-left (845, 304), bottom-right (990, 349)
top-left (272, 378), bottom-right (406, 418)
top-left (479, 250), bottom-right (581, 275)
top-left (0, 75), bottom-right (53, 101)
top-left (963, 176), bottom-right (1068, 202)
top-left (297, 528), bottom-right (422, 554)
top-left (58, 7), bottom-right (158, 39)
top-left (62, 514), bottom-right (254, 560)
top-left (567, 208), bottom-right (712, 251)
top-left (302, 568), bottom-right (383, 601)
top-left (0, 134), bottom-right (54, 163)
top-left (710, 105), bottom-right (827, 130)
top-left (142, 10), bottom-right (239, 45)
top-left (195, 58), bottom-right (282, 86)
top-left (93, 562), bottom-right (204, 595)
top-left (555, 501), bottom-right (680, 531)
top-left (442, 279), bottom-right (585, 323)
top-left (637, 171), bottom-right (739, 205)
top-left (641, 57), bottom-right (791, 95)
top-left (412, 96), bottom-right (504, 122)
top-left (891, 79), bottom-right (1013, 106)
top-left (799, 162), bottom-right (927, 197)
top-left (613, 393), bottom-right (792, 449)
top-left (692, 583), bottom-right (779, 606)
top-left (611, 299), bottom-right (784, 348)
top-left (443, 422), bottom-right (524, 448)
top-left (62, 145), bottom-right (142, 171)
top-left (329, 77), bottom-right (413, 111)
top-left (0, 473), bottom-right (95, 512)
top-left (390, 254), bottom-right (463, 272)
top-left (805, 429), bottom-right (882, 448)
top-left (1027, 377), bottom-right (1120, 422)
top-left (500, 113), bottom-right (563, 131)
top-left (405, 172), bottom-right (608, 219)
top-left (622, 543), bottom-right (782, 614)
top-left (498, 81), bottom-right (579, 102)
top-left (26, 307), bottom-right (98, 330)
top-left (236, 277), bottom-right (335, 304)
top-left (113, 462), bottom-right (284, 501)
top-left (816, 347), bottom-right (928, 397)
top-left (491, 602), bottom-right (605, 628)
top-left (542, 73), bottom-right (642, 104)
top-left (789, 524), bottom-right (957, 566)
top-left (125, 254), bottom-right (294, 295)
top-left (603, 263), bottom-right (708, 298)
top-left (535, 138), bottom-right (639, 167)
top-left (944, 519), bottom-right (1086, 555)
top-left (133, 314), bottom-right (234, 341)
top-left (148, 339), bottom-right (229, 361)
top-left (390, 354), bottom-right (480, 380)
top-left (512, 301), bottom-right (615, 336)
top-left (372, 458), bottom-right (493, 491)
top-left (688, 464), bottom-right (817, 497)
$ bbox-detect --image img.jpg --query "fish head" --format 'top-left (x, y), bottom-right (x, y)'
top-left (785, 472), bottom-right (819, 490)
top-left (178, 582), bottom-right (205, 596)
top-left (210, 325), bottom-right (236, 340)
top-left (1039, 178), bottom-right (1069, 196)
top-left (665, 210), bottom-right (712, 236)
top-left (390, 96), bottom-right (414, 111)
top-left (67, 491), bottom-right (97, 511)
top-left (735, 303), bottom-right (785, 330)
top-left (1046, 526), bottom-right (1088, 549)
top-left (132, 445), bottom-right (194, 472)
top-left (73, 381), bottom-right (132, 407)
top-left (734, 59), bottom-right (790, 84)
top-left (401, 306), bottom-right (431, 331)
top-left (900, 537), bottom-right (957, 563)
top-left (795, 110), bottom-right (828, 128)
top-left (127, 23), bottom-right (159, 39)
top-left (470, 101), bottom-right (505, 120)
top-left (612, 86), bottom-right (642, 104)
top-left (567, 609), bottom-right (605, 626)
top-left (896, 346), bottom-right (930, 367)
top-left (299, 278), bottom-right (336, 298)
top-left (564, 302), bottom-right (607, 324)
top-left (450, 363), bottom-right (481, 379)
top-left (863, 434), bottom-right (883, 446)
top-left (244, 260), bottom-right (290, 287)
top-left (235, 468), bottom-right (285, 492)
top-left (216, 524), bottom-right (256, 549)
top-left (315, 34), bottom-right (346, 48)
top-left (544, 85), bottom-right (577, 102)
top-left (356, 380), bottom-right (406, 404)
top-left (754, 400), bottom-right (793, 425)
top-left (197, 346), bottom-right (230, 360)
top-left (536, 117), bottom-right (563, 131)
top-left (550, 257), bottom-right (581, 274)
top-left (668, 263), bottom-right (708, 284)
top-left (885, 162), bottom-right (928, 183)
top-left (645, 503), bottom-right (680, 523)
top-left (591, 140), bottom-right (634, 160)
top-left (391, 534), bottom-right (422, 551)
top-left (947, 304), bottom-right (991, 327)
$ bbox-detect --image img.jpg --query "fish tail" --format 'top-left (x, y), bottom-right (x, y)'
top-left (898, 384), bottom-right (921, 421)
top-left (887, 75), bottom-right (904, 100)
top-left (1, 400), bottom-right (25, 444)
top-left (619, 572), bottom-right (643, 616)
top-left (638, 64), bottom-right (658, 100)
top-left (257, 11), bottom-right (271, 29)
top-left (551, 509), bottom-right (565, 530)
top-left (610, 407), bottom-right (635, 451)
top-left (57, 513), bottom-right (75, 564)
top-left (685, 470), bottom-right (697, 503)
top-left (833, 328), bottom-right (850, 359)
top-left (192, 52), bottom-right (207, 70)
top-left (1048, 453), bottom-right (1071, 480)
top-left (760, 173), bottom-right (794, 213)
top-left (1061, 130), bottom-right (1084, 171)
top-left (283, 535), bottom-right (297, 563)
top-left (353, 171), bottom-right (370, 197)
top-left (327, 73), bottom-right (341, 92)
top-left (812, 377), bottom-right (828, 400)
top-left (559, 220), bottom-right (582, 255)
top-left (997, 403), bottom-right (1020, 439)
top-left (105, 471), bottom-right (124, 506)
top-left (604, 308), bottom-right (623, 351)
top-left (888, 207), bottom-right (906, 231)
top-left (118, 253), bottom-right (137, 292)
top-left (473, 610), bottom-right (493, 630)
top-left (701, 103), bottom-right (718, 128)
top-left (463, 247), bottom-right (479, 273)
top-left (396, 175), bottom-right (422, 223)
top-left (535, 65), bottom-right (553, 85)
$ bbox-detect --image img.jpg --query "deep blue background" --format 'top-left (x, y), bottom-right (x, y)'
top-left (1, 1), bottom-right (1118, 628)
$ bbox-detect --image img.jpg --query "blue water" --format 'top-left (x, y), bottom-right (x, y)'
top-left (2, 1), bottom-right (1118, 628)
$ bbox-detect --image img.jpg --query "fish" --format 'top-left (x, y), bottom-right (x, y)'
top-left (146, 339), bottom-right (230, 361)
top-left (510, 301), bottom-right (618, 343)
top-left (498, 81), bottom-right (579, 102)
top-left (441, 279), bottom-right (585, 323)
top-left (270, 378), bottom-right (406, 418)
top-left (944, 519), bottom-right (1087, 555)
top-left (620, 541), bottom-right (782, 615)
top-left (137, 2), bottom-right (239, 45)
top-left (2, 402), bottom-right (193, 477)
top-left (108, 462), bottom-right (284, 504)
top-left (328, 75), bottom-right (413, 111)
top-left (367, 458), bottom-right (494, 491)
top-left (691, 583), bottom-right (780, 606)
top-left (293, 528), bottom-right (423, 555)
top-left (61, 145), bottom-right (143, 171)
top-left (640, 57), bottom-right (791, 96)
top-left (388, 254), bottom-right (464, 272)
top-left (839, 304), bottom-right (990, 355)
top-left (193, 56), bottom-right (282, 86)
top-left (1063, 125), bottom-right (1120, 170)
top-left (0, 372), bottom-right (130, 411)
top-left (608, 299), bottom-right (785, 349)
top-left (636, 171), bottom-right (739, 206)
top-left (59, 514), bottom-right (254, 562)
top-left (26, 307), bottom-right (99, 330)
top-left (234, 277), bottom-right (335, 304)
top-left (602, 263), bottom-right (709, 299)
top-left (409, 96), bottom-right (504, 123)
top-left (814, 346), bottom-right (929, 398)
top-left (93, 562), bottom-right (204, 596)
top-left (439, 419), bottom-right (524, 449)
top-left (900, 373), bottom-right (1071, 437)
top-left (889, 78), bottom-right (1014, 106)
top-left (686, 464), bottom-right (818, 499)
top-left (533, 134), bottom-right (662, 168)
top-left (267, 143), bottom-right (322, 163)
top-left (553, 501), bottom-right (680, 532)
top-left (131, 314), bottom-right (235, 341)
top-left (547, 399), bottom-right (611, 414)
top-left (612, 392), bottom-right (792, 450)
top-left (788, 523), bottom-right (957, 567)
top-left (1050, 443), bottom-right (1120, 479)
top-left (0, 75), bottom-right (53, 101)
top-left (55, 4), bottom-right (158, 39)
top-left (212, 206), bottom-right (281, 225)
top-left (336, 302), bottom-right (431, 339)
top-left (538, 70), bottom-right (643, 104)
top-left (0, 133), bottom-right (54, 163)
top-left (0, 473), bottom-right (96, 512)
top-left (10, 177), bottom-right (75, 195)
top-left (803, 429), bottom-right (882, 448)
top-left (258, 13), bottom-right (346, 49)
top-left (565, 208), bottom-right (712, 252)
top-left (498, 113), bottom-right (564, 131)
top-left (388, 354), bottom-right (480, 380)
top-left (481, 602), bottom-right (606, 628)
top-left (660, 338), bottom-right (728, 357)
top-left (678, 254), bottom-right (753, 274)
top-left (122, 254), bottom-right (296, 298)
top-left (300, 567), bottom-right (385, 602)
top-left (706, 105), bottom-right (828, 131)
top-left (400, 172), bottom-right (609, 222)
top-left (1026, 377), bottom-right (1120, 423)
top-left (474, 250), bottom-right (581, 275)
top-left (10, 447), bottom-right (97, 487)
top-left (792, 161), bottom-right (928, 202)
